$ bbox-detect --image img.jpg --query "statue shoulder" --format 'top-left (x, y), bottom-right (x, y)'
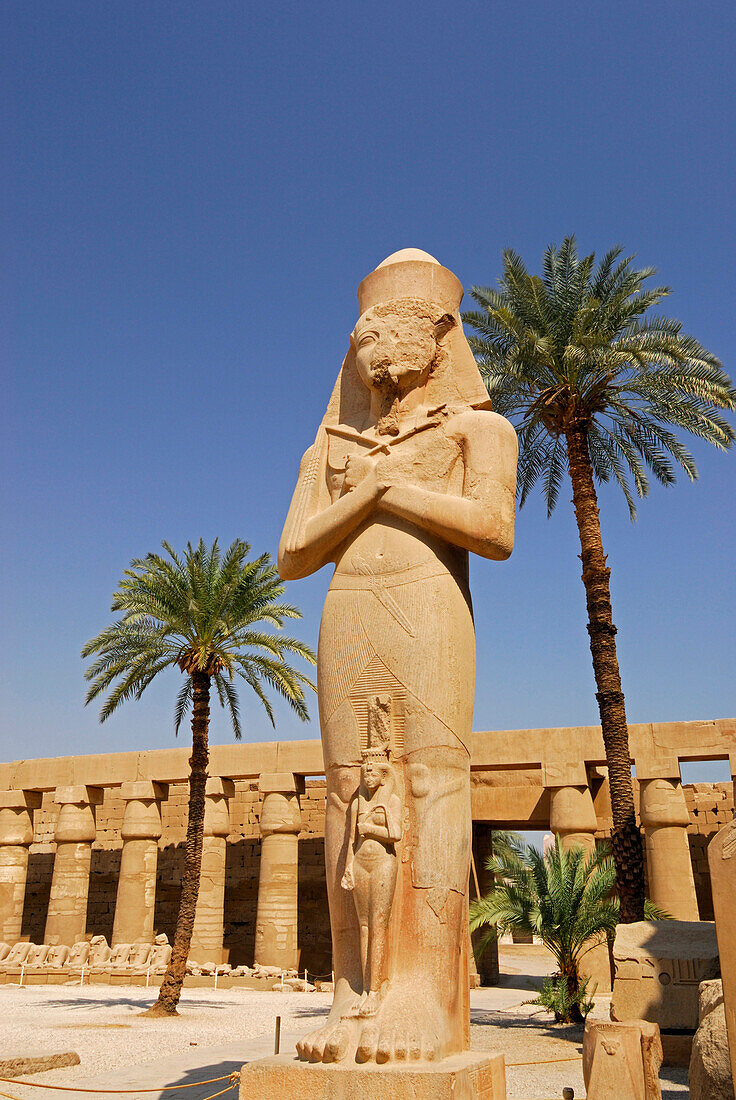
top-left (445, 407), bottom-right (518, 448)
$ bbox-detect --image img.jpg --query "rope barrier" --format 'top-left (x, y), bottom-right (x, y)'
top-left (507, 1055), bottom-right (582, 1066)
top-left (0, 1073), bottom-right (240, 1094)
top-left (0, 1089), bottom-right (236, 1100)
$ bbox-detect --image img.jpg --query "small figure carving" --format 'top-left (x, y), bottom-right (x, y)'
top-left (341, 696), bottom-right (402, 1019)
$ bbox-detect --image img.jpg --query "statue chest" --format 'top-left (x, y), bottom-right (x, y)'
top-left (326, 422), bottom-right (463, 500)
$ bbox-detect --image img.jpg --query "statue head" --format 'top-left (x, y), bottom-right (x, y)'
top-left (318, 249), bottom-right (491, 437)
top-left (361, 749), bottom-right (392, 794)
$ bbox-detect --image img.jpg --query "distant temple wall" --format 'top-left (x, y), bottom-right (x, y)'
top-left (2, 717), bottom-right (734, 977)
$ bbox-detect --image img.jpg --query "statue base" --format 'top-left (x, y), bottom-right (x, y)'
top-left (238, 1051), bottom-right (506, 1099)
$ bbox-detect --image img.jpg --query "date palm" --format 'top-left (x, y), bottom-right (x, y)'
top-left (470, 837), bottom-right (666, 1023)
top-left (82, 538), bottom-right (316, 1016)
top-left (464, 239), bottom-right (734, 921)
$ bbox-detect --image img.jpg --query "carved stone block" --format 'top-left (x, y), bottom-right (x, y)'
top-left (583, 1019), bottom-right (662, 1100)
top-left (612, 920), bottom-right (719, 1030)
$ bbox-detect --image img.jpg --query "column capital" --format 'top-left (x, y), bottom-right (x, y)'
top-left (549, 783), bottom-right (598, 834)
top-left (54, 785), bottom-right (103, 806)
top-left (542, 761), bottom-right (589, 788)
top-left (258, 772), bottom-right (305, 795)
top-left (639, 776), bottom-right (690, 827)
top-left (119, 780), bottom-right (167, 801)
top-left (206, 777), bottom-right (235, 798)
top-left (635, 756), bottom-right (681, 781)
top-left (0, 790), bottom-right (42, 810)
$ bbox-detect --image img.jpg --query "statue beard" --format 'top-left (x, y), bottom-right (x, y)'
top-left (371, 355), bottom-right (430, 436)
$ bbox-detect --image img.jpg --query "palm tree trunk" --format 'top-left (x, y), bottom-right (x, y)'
top-left (145, 671), bottom-right (210, 1016)
top-left (565, 425), bottom-right (645, 923)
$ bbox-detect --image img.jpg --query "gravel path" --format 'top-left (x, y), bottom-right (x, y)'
top-left (0, 957), bottom-right (690, 1099)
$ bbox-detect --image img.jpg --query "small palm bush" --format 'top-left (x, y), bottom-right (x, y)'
top-left (469, 835), bottom-right (666, 1023)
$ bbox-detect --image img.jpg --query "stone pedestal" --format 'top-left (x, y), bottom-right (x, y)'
top-left (0, 790), bottom-right (41, 944)
top-left (583, 1019), bottom-right (663, 1099)
top-left (112, 782), bottom-right (165, 945)
top-left (45, 786), bottom-right (102, 946)
top-left (639, 776), bottom-right (699, 921)
top-left (239, 1051), bottom-right (506, 1100)
top-left (707, 819), bottom-right (736, 1095)
top-left (190, 778), bottom-right (233, 964)
top-left (254, 772), bottom-right (303, 971)
top-left (548, 772), bottom-right (611, 994)
top-left (471, 822), bottom-right (499, 985)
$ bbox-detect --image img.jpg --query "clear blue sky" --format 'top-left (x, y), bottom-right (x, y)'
top-left (2, 0), bottom-right (735, 764)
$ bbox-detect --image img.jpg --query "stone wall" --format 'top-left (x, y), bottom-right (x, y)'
top-left (686, 782), bottom-right (735, 920)
top-left (19, 779), bottom-right (331, 975)
top-left (16, 777), bottom-right (733, 974)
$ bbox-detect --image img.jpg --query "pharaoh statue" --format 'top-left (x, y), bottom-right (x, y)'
top-left (278, 248), bottom-right (517, 1066)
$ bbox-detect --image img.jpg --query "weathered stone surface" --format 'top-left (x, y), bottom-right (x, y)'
top-left (583, 1019), bottom-right (662, 1099)
top-left (612, 920), bottom-right (719, 1030)
top-left (639, 777), bottom-right (699, 920)
top-left (708, 819), bottom-right (736, 1094)
top-left (278, 249), bottom-right (518, 1066)
top-left (0, 1051), bottom-right (80, 1077)
top-left (238, 1051), bottom-right (506, 1099)
top-left (689, 979), bottom-right (734, 1100)
top-left (254, 775), bottom-right (303, 971)
top-left (111, 787), bottom-right (163, 945)
top-left (549, 783), bottom-right (611, 993)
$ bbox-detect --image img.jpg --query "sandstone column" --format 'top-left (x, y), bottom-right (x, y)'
top-left (254, 772), bottom-right (303, 971)
top-left (189, 778), bottom-right (234, 964)
top-left (112, 782), bottom-right (165, 945)
top-left (547, 763), bottom-right (611, 994)
top-left (472, 822), bottom-right (499, 985)
top-left (638, 763), bottom-right (699, 920)
top-left (45, 786), bottom-right (103, 946)
top-left (0, 790), bottom-right (42, 944)
top-left (707, 818), bottom-right (736, 1095)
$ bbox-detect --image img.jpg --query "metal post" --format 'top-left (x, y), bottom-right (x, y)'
top-left (274, 1016), bottom-right (281, 1055)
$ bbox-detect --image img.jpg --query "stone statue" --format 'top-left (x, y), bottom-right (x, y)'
top-left (341, 695), bottom-right (402, 1022)
top-left (278, 248), bottom-right (517, 1065)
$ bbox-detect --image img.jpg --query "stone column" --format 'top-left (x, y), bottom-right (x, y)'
top-left (45, 786), bottom-right (103, 946)
top-left (638, 761), bottom-right (698, 920)
top-left (547, 763), bottom-right (611, 994)
top-left (254, 772), bottom-right (303, 971)
top-left (0, 790), bottom-right (41, 944)
top-left (471, 822), bottom-right (499, 985)
top-left (190, 778), bottom-right (234, 964)
top-left (112, 782), bottom-right (165, 945)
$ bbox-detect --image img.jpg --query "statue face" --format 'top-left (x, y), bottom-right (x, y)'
top-left (353, 308), bottom-right (437, 396)
top-left (362, 760), bottom-right (385, 793)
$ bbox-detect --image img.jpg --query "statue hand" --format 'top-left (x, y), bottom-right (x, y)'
top-left (343, 454), bottom-right (383, 497)
top-left (341, 866), bottom-right (355, 891)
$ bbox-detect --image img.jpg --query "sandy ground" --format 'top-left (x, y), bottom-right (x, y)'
top-left (0, 947), bottom-right (689, 1099)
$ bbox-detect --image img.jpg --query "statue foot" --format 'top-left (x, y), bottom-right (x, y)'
top-left (357, 990), bottom-right (381, 1017)
top-left (296, 982), bottom-right (359, 1063)
top-left (355, 987), bottom-right (442, 1063)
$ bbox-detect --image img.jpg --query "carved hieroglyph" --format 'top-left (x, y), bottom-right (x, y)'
top-left (278, 249), bottom-right (518, 1065)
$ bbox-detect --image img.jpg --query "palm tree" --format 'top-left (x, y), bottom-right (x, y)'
top-left (82, 538), bottom-right (316, 1016)
top-left (470, 837), bottom-right (664, 1023)
top-left (463, 239), bottom-right (734, 921)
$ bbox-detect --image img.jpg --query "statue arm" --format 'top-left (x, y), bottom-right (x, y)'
top-left (278, 436), bottom-right (386, 580)
top-left (378, 412), bottom-right (517, 561)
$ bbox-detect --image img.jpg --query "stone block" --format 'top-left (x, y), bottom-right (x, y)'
top-left (583, 1019), bottom-right (662, 1099)
top-left (612, 921), bottom-right (719, 1030)
top-left (238, 1052), bottom-right (506, 1099)
top-left (0, 1051), bottom-right (80, 1077)
top-left (689, 979), bottom-right (734, 1100)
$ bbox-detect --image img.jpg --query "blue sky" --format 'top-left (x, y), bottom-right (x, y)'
top-left (2, 0), bottom-right (735, 765)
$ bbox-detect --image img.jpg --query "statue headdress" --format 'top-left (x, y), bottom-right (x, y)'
top-left (362, 694), bottom-right (392, 764)
top-left (320, 249), bottom-right (492, 434)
